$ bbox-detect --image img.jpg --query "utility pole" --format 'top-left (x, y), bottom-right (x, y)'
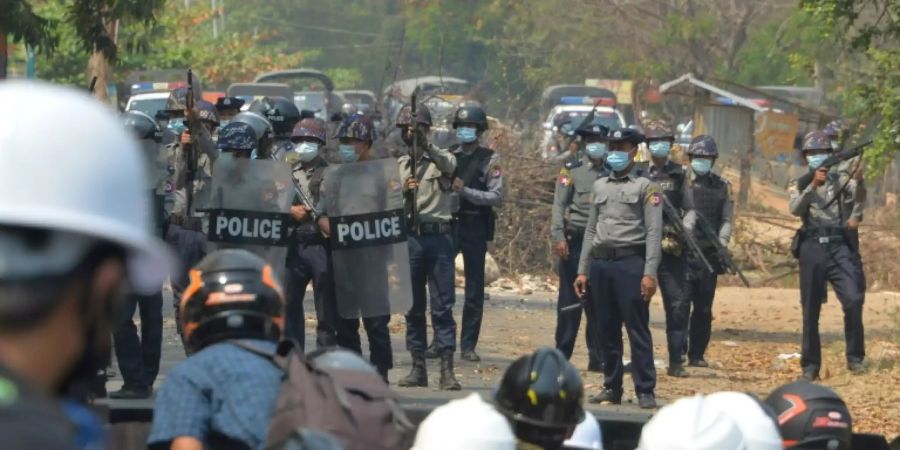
top-left (211, 0), bottom-right (218, 38)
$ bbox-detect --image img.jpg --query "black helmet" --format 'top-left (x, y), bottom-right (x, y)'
top-left (232, 111), bottom-right (275, 144)
top-left (249, 96), bottom-right (302, 137)
top-left (123, 111), bottom-right (163, 143)
top-left (765, 381), bottom-right (852, 450)
top-left (180, 249), bottom-right (285, 353)
top-left (452, 105), bottom-right (489, 131)
top-left (494, 347), bottom-right (584, 449)
top-left (575, 116), bottom-right (609, 138)
top-left (395, 104), bottom-right (433, 128)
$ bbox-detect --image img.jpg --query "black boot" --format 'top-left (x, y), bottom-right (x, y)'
top-left (424, 341), bottom-right (440, 359)
top-left (398, 352), bottom-right (428, 387)
top-left (439, 351), bottom-right (461, 391)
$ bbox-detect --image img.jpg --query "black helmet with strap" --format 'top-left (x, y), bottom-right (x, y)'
top-left (452, 105), bottom-right (488, 131)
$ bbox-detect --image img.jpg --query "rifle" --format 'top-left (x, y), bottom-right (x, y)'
top-left (184, 69), bottom-right (199, 217)
top-left (560, 98), bottom-right (604, 157)
top-left (272, 155), bottom-right (320, 222)
top-left (796, 141), bottom-right (872, 192)
top-left (660, 192), bottom-right (715, 274)
top-left (695, 211), bottom-right (751, 287)
top-left (409, 93), bottom-right (419, 230)
top-left (88, 76), bottom-right (98, 94)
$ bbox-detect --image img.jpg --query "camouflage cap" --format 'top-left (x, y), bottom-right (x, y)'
top-left (291, 118), bottom-right (327, 144)
top-left (823, 120), bottom-right (846, 139)
top-left (395, 104), bottom-right (433, 128)
top-left (802, 130), bottom-right (832, 152)
top-left (687, 135), bottom-right (718, 157)
top-left (217, 122), bottom-right (257, 151)
top-left (196, 100), bottom-right (220, 125)
top-left (644, 120), bottom-right (674, 141)
top-left (336, 114), bottom-right (375, 142)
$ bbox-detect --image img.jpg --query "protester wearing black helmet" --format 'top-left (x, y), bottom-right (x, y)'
top-left (494, 347), bottom-right (585, 450)
top-left (148, 249), bottom-right (285, 450)
top-left (765, 381), bottom-right (853, 450)
top-left (550, 119), bottom-right (609, 373)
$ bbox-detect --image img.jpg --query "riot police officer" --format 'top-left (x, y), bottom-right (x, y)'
top-left (249, 96), bottom-right (302, 161)
top-left (110, 111), bottom-right (168, 399)
top-left (449, 105), bottom-right (504, 362)
top-left (317, 114), bottom-right (394, 380)
top-left (645, 121), bottom-right (695, 378)
top-left (788, 131), bottom-right (866, 381)
top-left (684, 135), bottom-right (734, 368)
top-left (574, 128), bottom-right (662, 409)
top-left (283, 118), bottom-right (336, 350)
top-left (550, 119), bottom-right (609, 372)
top-left (231, 110), bottom-right (275, 160)
top-left (395, 105), bottom-right (462, 390)
top-left (163, 89), bottom-right (219, 345)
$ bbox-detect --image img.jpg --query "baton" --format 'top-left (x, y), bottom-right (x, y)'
top-left (560, 303), bottom-right (583, 312)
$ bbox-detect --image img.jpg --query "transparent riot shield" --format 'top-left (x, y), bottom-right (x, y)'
top-left (204, 157), bottom-right (294, 281)
top-left (322, 158), bottom-right (413, 319)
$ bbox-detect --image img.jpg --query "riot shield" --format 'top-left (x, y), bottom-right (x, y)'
top-left (204, 157), bottom-right (293, 281)
top-left (322, 158), bottom-right (413, 319)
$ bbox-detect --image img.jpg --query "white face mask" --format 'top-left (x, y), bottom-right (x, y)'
top-left (293, 141), bottom-right (319, 163)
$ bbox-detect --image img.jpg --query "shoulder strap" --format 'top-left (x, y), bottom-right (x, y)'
top-left (227, 339), bottom-right (301, 372)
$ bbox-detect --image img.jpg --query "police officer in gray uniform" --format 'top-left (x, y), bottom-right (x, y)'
top-left (574, 128), bottom-right (662, 409)
top-left (449, 105), bottom-right (504, 362)
top-left (395, 104), bottom-right (462, 390)
top-left (789, 130), bottom-right (866, 381)
top-left (683, 135), bottom-right (734, 368)
top-left (550, 119), bottom-right (609, 372)
top-left (283, 118), bottom-right (335, 350)
top-left (645, 121), bottom-right (696, 378)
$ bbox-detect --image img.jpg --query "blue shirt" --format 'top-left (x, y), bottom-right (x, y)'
top-left (147, 339), bottom-right (281, 449)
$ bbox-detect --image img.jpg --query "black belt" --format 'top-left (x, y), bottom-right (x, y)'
top-left (413, 221), bottom-right (453, 235)
top-left (805, 227), bottom-right (846, 245)
top-left (591, 245), bottom-right (644, 261)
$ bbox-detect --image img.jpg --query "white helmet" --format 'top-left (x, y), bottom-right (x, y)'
top-left (705, 392), bottom-right (782, 450)
top-left (637, 395), bottom-right (746, 450)
top-left (0, 81), bottom-right (172, 293)
top-left (412, 393), bottom-right (516, 450)
top-left (563, 411), bottom-right (603, 449)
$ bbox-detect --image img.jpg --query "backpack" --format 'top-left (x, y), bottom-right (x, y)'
top-left (231, 340), bottom-right (415, 450)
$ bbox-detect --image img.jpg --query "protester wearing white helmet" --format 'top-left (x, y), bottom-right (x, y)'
top-left (705, 392), bottom-right (783, 450)
top-left (0, 81), bottom-right (172, 449)
top-left (637, 395), bottom-right (746, 450)
top-left (563, 411), bottom-right (604, 450)
top-left (413, 393), bottom-right (516, 450)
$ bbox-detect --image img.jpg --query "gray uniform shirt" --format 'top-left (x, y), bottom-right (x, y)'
top-left (551, 158), bottom-right (608, 241)
top-left (577, 171), bottom-right (664, 277)
top-left (170, 124), bottom-right (217, 217)
top-left (788, 170), bottom-right (864, 227)
top-left (398, 144), bottom-right (457, 223)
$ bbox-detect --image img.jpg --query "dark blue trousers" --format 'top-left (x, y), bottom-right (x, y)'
top-left (285, 234), bottom-right (338, 351)
top-left (589, 255), bottom-right (656, 395)
top-left (658, 252), bottom-right (690, 365)
top-left (686, 267), bottom-right (718, 363)
top-left (113, 291), bottom-right (163, 388)
top-left (457, 215), bottom-right (488, 353)
top-left (555, 229), bottom-right (602, 369)
top-left (799, 240), bottom-right (865, 372)
top-left (337, 315), bottom-right (394, 372)
top-left (165, 223), bottom-right (208, 345)
top-left (406, 233), bottom-right (457, 353)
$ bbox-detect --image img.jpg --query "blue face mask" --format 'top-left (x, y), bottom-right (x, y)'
top-left (691, 158), bottom-right (713, 175)
top-left (807, 154), bottom-right (829, 170)
top-left (294, 142), bottom-right (319, 163)
top-left (339, 144), bottom-right (359, 163)
top-left (585, 142), bottom-right (608, 160)
top-left (456, 126), bottom-right (478, 143)
top-left (649, 141), bottom-right (672, 158)
top-left (606, 150), bottom-right (631, 172)
top-left (167, 120), bottom-right (186, 135)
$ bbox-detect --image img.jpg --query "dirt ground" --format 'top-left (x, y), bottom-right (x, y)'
top-left (400, 285), bottom-right (900, 439)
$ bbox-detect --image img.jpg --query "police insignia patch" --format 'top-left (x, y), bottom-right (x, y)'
top-left (491, 165), bottom-right (502, 178)
top-left (559, 175), bottom-right (571, 186)
top-left (649, 191), bottom-right (662, 206)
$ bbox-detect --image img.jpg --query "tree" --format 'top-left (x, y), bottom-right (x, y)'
top-left (0, 0), bottom-right (56, 78)
top-left (801, 0), bottom-right (899, 175)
